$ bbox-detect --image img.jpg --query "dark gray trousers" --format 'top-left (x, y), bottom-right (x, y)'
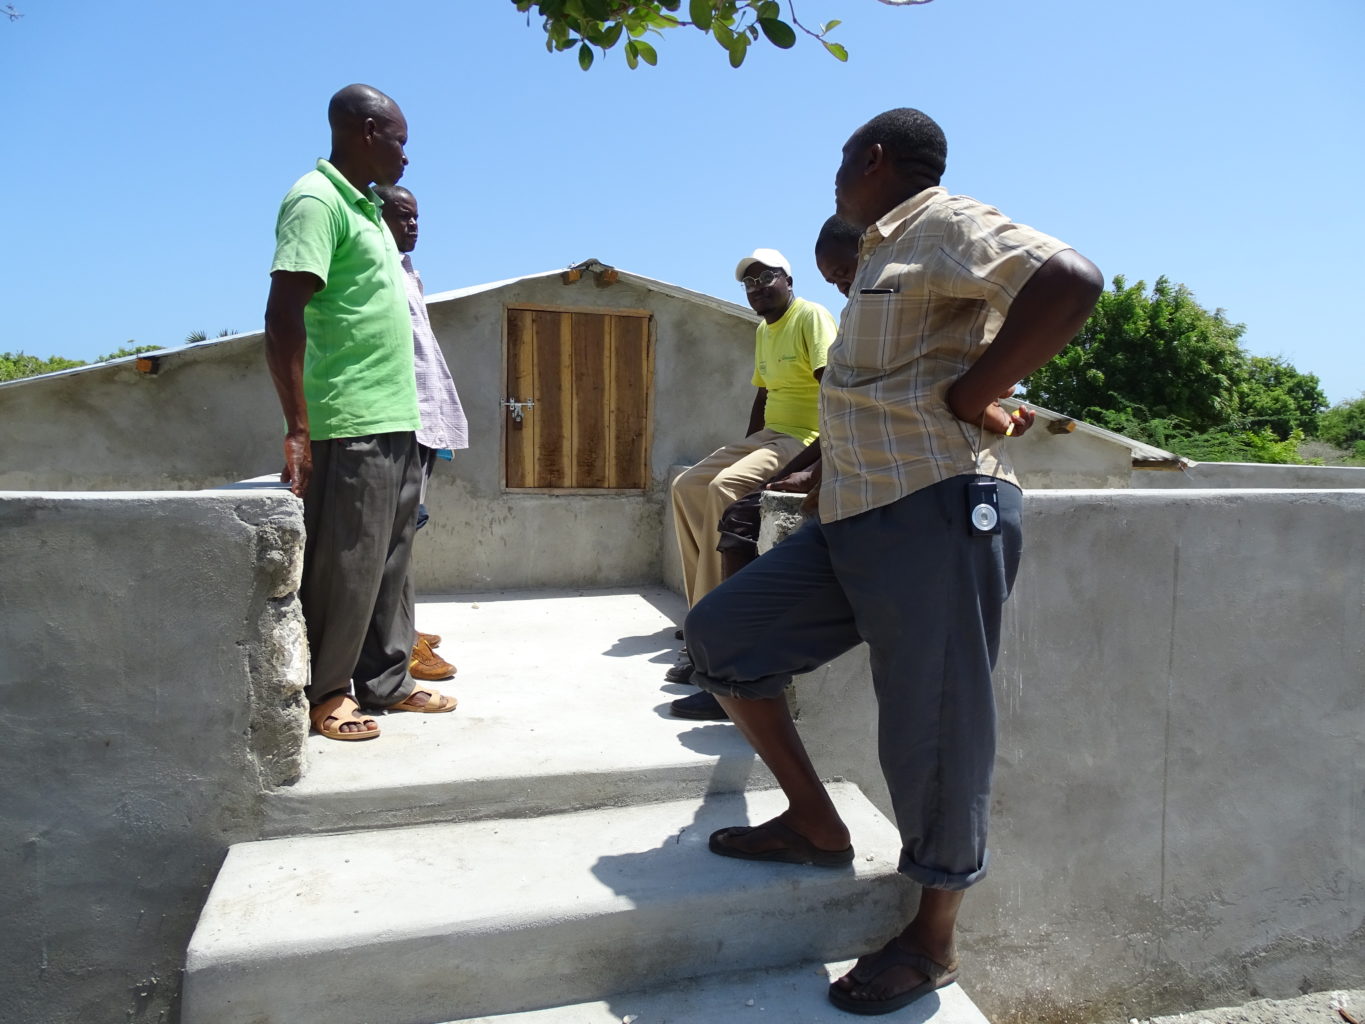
top-left (686, 474), bottom-right (1023, 890)
top-left (301, 432), bottom-right (421, 708)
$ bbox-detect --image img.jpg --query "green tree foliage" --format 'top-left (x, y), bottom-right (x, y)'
top-left (1236, 355), bottom-right (1327, 439)
top-left (96, 343), bottom-right (163, 362)
top-left (1317, 393), bottom-right (1365, 449)
top-left (184, 329), bottom-right (237, 344)
top-left (514, 0), bottom-right (930, 69)
top-left (1095, 410), bottom-right (1310, 465)
top-left (1024, 275), bottom-right (1250, 434)
top-left (0, 351), bottom-right (86, 383)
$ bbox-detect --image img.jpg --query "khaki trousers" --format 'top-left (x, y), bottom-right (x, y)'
top-left (670, 428), bottom-right (807, 606)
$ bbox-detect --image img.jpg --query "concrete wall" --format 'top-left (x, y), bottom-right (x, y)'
top-left (788, 488), bottom-right (1365, 1023)
top-left (0, 273), bottom-right (758, 594)
top-left (1006, 421), bottom-right (1137, 489)
top-left (1133, 460), bottom-right (1365, 489)
top-left (0, 489), bottom-right (308, 1024)
top-left (0, 338), bottom-right (282, 492)
top-left (417, 274), bottom-right (756, 593)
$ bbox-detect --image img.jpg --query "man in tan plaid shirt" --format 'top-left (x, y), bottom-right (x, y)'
top-left (684, 108), bottom-right (1103, 1016)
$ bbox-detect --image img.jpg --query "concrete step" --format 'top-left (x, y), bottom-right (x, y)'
top-left (183, 782), bottom-right (914, 1024)
top-left (443, 960), bottom-right (989, 1023)
top-left (264, 587), bottom-right (777, 838)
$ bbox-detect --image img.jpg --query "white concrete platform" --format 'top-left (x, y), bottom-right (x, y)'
top-left (447, 962), bottom-right (989, 1023)
top-left (184, 783), bottom-right (915, 1024)
top-left (264, 587), bottom-right (778, 837)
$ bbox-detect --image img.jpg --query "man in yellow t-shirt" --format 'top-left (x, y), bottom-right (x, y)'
top-left (668, 248), bottom-right (836, 682)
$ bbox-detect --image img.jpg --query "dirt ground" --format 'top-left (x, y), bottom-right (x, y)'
top-left (1120, 988), bottom-right (1364, 1024)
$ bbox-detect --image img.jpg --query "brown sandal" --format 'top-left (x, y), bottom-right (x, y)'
top-left (387, 688), bottom-right (458, 714)
top-left (310, 694), bottom-right (380, 741)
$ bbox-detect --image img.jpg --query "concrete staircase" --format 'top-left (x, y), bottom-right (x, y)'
top-left (183, 587), bottom-right (988, 1024)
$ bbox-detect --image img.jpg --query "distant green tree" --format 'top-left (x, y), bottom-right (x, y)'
top-left (1318, 393), bottom-right (1365, 449)
top-left (1024, 275), bottom-right (1249, 434)
top-left (96, 343), bottom-right (163, 362)
top-left (1093, 409), bottom-right (1308, 465)
top-left (184, 329), bottom-right (237, 344)
top-left (1236, 355), bottom-right (1327, 439)
top-left (0, 351), bottom-right (86, 383)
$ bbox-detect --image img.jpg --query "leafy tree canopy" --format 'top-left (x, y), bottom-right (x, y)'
top-left (1025, 275), bottom-right (1251, 434)
top-left (0, 351), bottom-right (86, 383)
top-left (514, 0), bottom-right (933, 70)
top-left (96, 343), bottom-right (164, 362)
top-left (1236, 354), bottom-right (1327, 439)
top-left (1318, 393), bottom-right (1365, 449)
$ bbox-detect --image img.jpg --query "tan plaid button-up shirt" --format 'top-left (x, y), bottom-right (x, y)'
top-left (818, 187), bottom-right (1071, 523)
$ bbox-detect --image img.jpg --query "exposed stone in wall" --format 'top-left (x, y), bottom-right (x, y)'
top-left (242, 503), bottom-right (309, 788)
top-left (757, 490), bottom-right (807, 554)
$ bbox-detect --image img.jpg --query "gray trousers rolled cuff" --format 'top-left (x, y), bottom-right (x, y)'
top-left (302, 431), bottom-right (422, 709)
top-left (686, 475), bottom-right (1023, 892)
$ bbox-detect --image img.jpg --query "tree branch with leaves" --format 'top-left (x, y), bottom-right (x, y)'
top-left (513, 0), bottom-right (933, 69)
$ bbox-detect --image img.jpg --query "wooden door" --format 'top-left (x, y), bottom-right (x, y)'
top-left (505, 307), bottom-right (653, 490)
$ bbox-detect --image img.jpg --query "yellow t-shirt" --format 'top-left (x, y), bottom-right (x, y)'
top-left (752, 296), bottom-right (836, 444)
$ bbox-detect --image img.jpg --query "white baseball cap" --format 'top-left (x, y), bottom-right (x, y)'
top-left (734, 248), bottom-right (792, 281)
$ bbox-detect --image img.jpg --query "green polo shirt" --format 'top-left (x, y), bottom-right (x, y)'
top-left (271, 159), bottom-right (419, 440)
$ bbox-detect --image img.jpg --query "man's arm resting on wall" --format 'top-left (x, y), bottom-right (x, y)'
top-left (946, 249), bottom-right (1103, 435)
top-left (264, 270), bottom-right (322, 498)
top-left (747, 388), bottom-right (768, 437)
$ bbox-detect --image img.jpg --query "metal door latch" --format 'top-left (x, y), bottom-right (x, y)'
top-left (502, 397), bottom-right (536, 423)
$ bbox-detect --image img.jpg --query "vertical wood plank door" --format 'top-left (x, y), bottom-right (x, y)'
top-left (504, 308), bottom-right (653, 490)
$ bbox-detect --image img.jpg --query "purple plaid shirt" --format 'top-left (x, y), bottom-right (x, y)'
top-left (400, 254), bottom-right (468, 452)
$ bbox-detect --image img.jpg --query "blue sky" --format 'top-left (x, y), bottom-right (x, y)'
top-left (3, 0), bottom-right (1362, 403)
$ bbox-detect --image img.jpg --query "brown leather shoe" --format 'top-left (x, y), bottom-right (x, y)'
top-left (410, 635), bottom-right (456, 681)
top-left (417, 629), bottom-right (442, 649)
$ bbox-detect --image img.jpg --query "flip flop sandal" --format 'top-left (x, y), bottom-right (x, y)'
top-left (709, 818), bottom-right (854, 867)
top-left (309, 694), bottom-right (380, 741)
top-left (828, 939), bottom-right (959, 1016)
top-left (387, 688), bottom-right (458, 713)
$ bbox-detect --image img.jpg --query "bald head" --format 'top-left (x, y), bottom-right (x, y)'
top-left (328, 84), bottom-right (400, 133)
top-left (325, 84), bottom-right (409, 188)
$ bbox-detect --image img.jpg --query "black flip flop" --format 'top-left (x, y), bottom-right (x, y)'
top-left (828, 939), bottom-right (959, 1016)
top-left (708, 818), bottom-right (854, 867)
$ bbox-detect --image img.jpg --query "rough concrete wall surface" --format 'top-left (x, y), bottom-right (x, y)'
top-left (1132, 461), bottom-right (1365, 489)
top-left (0, 490), bottom-right (308, 1024)
top-left (0, 337), bottom-right (281, 492)
top-left (787, 488), bottom-right (1365, 1023)
top-left (1007, 425), bottom-right (1135, 490)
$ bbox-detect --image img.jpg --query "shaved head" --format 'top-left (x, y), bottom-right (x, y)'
top-left (848, 108), bottom-right (947, 187)
top-left (815, 216), bottom-right (863, 259)
top-left (328, 83), bottom-right (400, 134)
top-left (372, 184), bottom-right (413, 206)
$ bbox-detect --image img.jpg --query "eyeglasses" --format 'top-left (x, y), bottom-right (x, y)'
top-left (741, 268), bottom-right (786, 291)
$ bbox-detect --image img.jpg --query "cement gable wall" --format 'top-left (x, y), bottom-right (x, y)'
top-left (0, 336), bottom-right (282, 492)
top-left (0, 488), bottom-right (307, 1024)
top-left (789, 487), bottom-right (1365, 1021)
top-left (416, 273), bottom-right (757, 593)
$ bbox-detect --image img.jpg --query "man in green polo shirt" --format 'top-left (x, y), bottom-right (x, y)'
top-left (264, 83), bottom-right (457, 742)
